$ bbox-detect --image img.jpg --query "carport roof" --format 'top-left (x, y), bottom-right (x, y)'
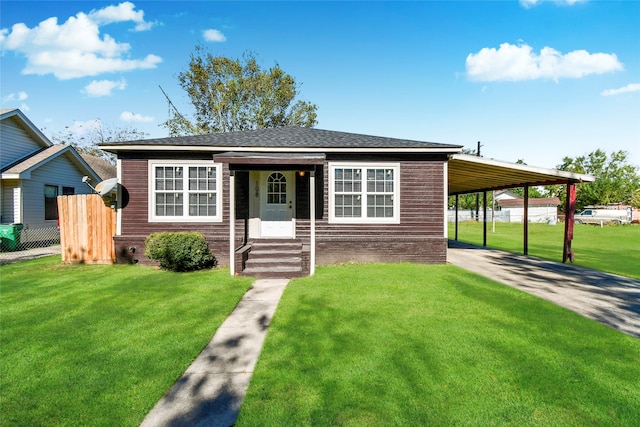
top-left (448, 154), bottom-right (595, 195)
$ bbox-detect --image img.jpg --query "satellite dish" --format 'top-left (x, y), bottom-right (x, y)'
top-left (95, 178), bottom-right (118, 196)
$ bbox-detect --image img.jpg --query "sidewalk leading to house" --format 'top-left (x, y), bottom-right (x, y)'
top-left (0, 246), bottom-right (60, 265)
top-left (140, 278), bottom-right (289, 427)
top-left (448, 240), bottom-right (640, 338)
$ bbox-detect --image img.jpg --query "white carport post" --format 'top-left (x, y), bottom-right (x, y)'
top-left (310, 170), bottom-right (316, 276)
top-left (229, 170), bottom-right (235, 276)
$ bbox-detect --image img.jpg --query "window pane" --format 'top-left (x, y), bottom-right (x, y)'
top-left (156, 192), bottom-right (183, 216)
top-left (189, 166), bottom-right (216, 191)
top-left (335, 194), bottom-right (361, 218)
top-left (44, 185), bottom-right (59, 220)
top-left (367, 194), bottom-right (393, 218)
top-left (188, 193), bottom-right (216, 217)
top-left (267, 172), bottom-right (287, 205)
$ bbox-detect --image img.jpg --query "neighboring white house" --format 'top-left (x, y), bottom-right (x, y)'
top-left (1, 109), bottom-right (102, 247)
top-left (495, 190), bottom-right (560, 223)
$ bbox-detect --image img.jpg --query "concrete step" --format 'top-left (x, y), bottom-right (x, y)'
top-left (245, 257), bottom-right (302, 267)
top-left (242, 265), bottom-right (304, 279)
top-left (241, 239), bottom-right (305, 278)
top-left (251, 243), bottom-right (302, 251)
top-left (248, 250), bottom-right (302, 259)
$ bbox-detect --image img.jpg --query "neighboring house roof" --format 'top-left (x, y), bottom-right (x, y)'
top-left (100, 127), bottom-right (463, 153)
top-left (0, 108), bottom-right (53, 149)
top-left (80, 154), bottom-right (117, 180)
top-left (494, 189), bottom-right (522, 200)
top-left (1, 144), bottom-right (101, 181)
top-left (498, 197), bottom-right (561, 208)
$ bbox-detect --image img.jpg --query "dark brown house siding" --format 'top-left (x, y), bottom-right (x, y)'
top-left (114, 153), bottom-right (244, 266)
top-left (312, 158), bottom-right (447, 265)
top-left (114, 152), bottom-right (447, 267)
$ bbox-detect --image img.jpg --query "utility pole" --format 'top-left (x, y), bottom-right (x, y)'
top-left (475, 141), bottom-right (482, 221)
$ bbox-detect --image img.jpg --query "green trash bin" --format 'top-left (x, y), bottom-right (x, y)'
top-left (0, 223), bottom-right (24, 251)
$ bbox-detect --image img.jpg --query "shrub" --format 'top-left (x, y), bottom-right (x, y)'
top-left (145, 232), bottom-right (217, 272)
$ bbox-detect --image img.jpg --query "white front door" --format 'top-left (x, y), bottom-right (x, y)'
top-left (260, 171), bottom-right (295, 238)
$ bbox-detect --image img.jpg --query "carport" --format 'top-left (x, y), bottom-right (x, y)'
top-left (447, 154), bottom-right (595, 263)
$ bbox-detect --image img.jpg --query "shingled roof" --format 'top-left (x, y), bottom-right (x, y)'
top-left (100, 127), bottom-right (462, 152)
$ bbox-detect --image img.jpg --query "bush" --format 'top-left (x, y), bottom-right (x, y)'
top-left (145, 232), bottom-right (217, 272)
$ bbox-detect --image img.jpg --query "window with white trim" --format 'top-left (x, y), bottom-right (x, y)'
top-left (329, 163), bottom-right (400, 224)
top-left (149, 161), bottom-right (222, 222)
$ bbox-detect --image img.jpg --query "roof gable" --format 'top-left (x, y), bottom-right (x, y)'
top-left (1, 144), bottom-right (101, 181)
top-left (0, 109), bottom-right (53, 149)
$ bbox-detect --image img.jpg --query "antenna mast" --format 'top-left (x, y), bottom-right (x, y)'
top-left (158, 85), bottom-right (188, 122)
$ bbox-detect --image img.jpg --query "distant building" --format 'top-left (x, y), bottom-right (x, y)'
top-left (495, 190), bottom-right (560, 223)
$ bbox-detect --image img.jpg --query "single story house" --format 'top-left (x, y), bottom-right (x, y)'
top-left (102, 127), bottom-right (595, 275)
top-left (1, 109), bottom-right (102, 248)
top-left (102, 127), bottom-right (462, 276)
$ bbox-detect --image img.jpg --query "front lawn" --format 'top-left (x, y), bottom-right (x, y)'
top-left (0, 256), bottom-right (254, 426)
top-left (449, 221), bottom-right (640, 279)
top-left (238, 263), bottom-right (640, 426)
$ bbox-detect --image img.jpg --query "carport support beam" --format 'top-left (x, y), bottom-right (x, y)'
top-left (483, 191), bottom-right (487, 247)
top-left (523, 185), bottom-right (529, 256)
top-left (563, 183), bottom-right (576, 263)
top-left (455, 194), bottom-right (459, 241)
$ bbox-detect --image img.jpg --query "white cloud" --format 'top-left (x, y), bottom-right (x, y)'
top-left (520, 0), bottom-right (587, 8)
top-left (83, 79), bottom-right (127, 97)
top-left (203, 29), bottom-right (226, 42)
top-left (2, 91), bottom-right (28, 102)
top-left (466, 42), bottom-right (623, 82)
top-left (120, 111), bottom-right (154, 122)
top-left (88, 1), bottom-right (155, 31)
top-left (1, 91), bottom-right (29, 111)
top-left (601, 83), bottom-right (640, 97)
top-left (0, 2), bottom-right (161, 79)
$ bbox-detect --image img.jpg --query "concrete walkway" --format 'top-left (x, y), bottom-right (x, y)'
top-left (448, 241), bottom-right (640, 338)
top-left (140, 278), bottom-right (289, 427)
top-left (0, 245), bottom-right (60, 264)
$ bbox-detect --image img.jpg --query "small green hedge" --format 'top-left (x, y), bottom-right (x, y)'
top-left (145, 232), bottom-right (217, 272)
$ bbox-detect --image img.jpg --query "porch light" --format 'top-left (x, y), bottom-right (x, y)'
top-left (298, 171), bottom-right (306, 177)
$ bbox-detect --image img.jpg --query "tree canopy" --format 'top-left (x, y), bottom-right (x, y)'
top-left (546, 149), bottom-right (640, 209)
top-left (163, 47), bottom-right (318, 136)
top-left (50, 122), bottom-right (148, 165)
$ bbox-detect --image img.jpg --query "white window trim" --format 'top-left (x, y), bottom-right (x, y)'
top-left (148, 160), bottom-right (223, 223)
top-left (329, 162), bottom-right (400, 224)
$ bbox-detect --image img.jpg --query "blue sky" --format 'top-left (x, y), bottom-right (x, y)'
top-left (1, 0), bottom-right (638, 169)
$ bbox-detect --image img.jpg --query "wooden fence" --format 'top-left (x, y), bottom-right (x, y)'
top-left (58, 194), bottom-right (116, 264)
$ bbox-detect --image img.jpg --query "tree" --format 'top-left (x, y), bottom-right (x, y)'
top-left (50, 121), bottom-right (148, 165)
top-left (163, 47), bottom-right (318, 136)
top-left (544, 149), bottom-right (640, 210)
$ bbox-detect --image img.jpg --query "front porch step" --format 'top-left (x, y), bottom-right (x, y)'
top-left (245, 257), bottom-right (302, 267)
top-left (241, 239), bottom-right (305, 278)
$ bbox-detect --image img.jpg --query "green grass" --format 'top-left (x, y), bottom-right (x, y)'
top-left (0, 256), bottom-right (254, 427)
top-left (238, 263), bottom-right (640, 426)
top-left (449, 221), bottom-right (640, 280)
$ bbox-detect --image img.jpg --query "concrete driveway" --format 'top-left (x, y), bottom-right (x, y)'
top-left (447, 241), bottom-right (640, 338)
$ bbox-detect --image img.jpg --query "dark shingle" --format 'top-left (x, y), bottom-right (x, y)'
top-left (101, 127), bottom-right (461, 150)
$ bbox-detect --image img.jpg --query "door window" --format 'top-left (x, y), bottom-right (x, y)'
top-left (267, 172), bottom-right (287, 204)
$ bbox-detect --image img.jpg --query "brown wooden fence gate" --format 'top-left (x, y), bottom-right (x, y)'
top-left (58, 194), bottom-right (116, 264)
